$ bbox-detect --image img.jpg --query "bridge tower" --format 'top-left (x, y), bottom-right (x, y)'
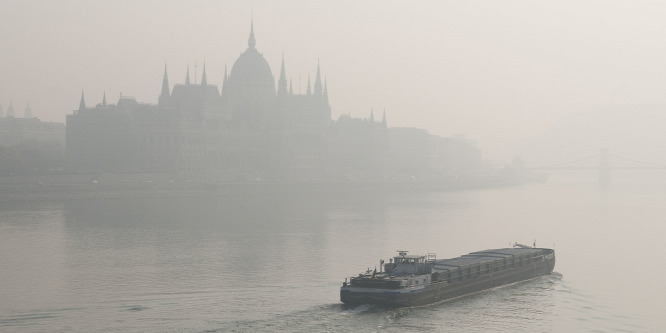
top-left (599, 148), bottom-right (610, 187)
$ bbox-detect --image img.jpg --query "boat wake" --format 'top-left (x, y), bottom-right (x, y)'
top-left (204, 302), bottom-right (403, 332)
top-left (341, 303), bottom-right (376, 314)
top-left (207, 273), bottom-right (631, 333)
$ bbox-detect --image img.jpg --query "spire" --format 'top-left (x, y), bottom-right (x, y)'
top-left (248, 16), bottom-right (256, 49)
top-left (160, 64), bottom-right (170, 100)
top-left (185, 66), bottom-right (191, 85)
top-left (306, 76), bottom-right (311, 96)
top-left (382, 109), bottom-right (387, 128)
top-left (102, 91), bottom-right (107, 106)
top-left (277, 53), bottom-right (287, 96)
top-left (78, 91), bottom-right (85, 111)
top-left (314, 59), bottom-right (322, 96)
top-left (201, 62), bottom-right (208, 86)
top-left (324, 78), bottom-right (328, 101)
top-left (289, 78), bottom-right (293, 95)
top-left (221, 65), bottom-right (229, 97)
top-left (0, 104), bottom-right (4, 118)
top-left (24, 101), bottom-right (32, 118)
top-left (370, 108), bottom-right (375, 122)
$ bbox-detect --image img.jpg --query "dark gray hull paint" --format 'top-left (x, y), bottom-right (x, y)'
top-left (341, 250), bottom-right (555, 307)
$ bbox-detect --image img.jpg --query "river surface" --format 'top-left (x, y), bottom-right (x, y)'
top-left (1, 171), bottom-right (665, 332)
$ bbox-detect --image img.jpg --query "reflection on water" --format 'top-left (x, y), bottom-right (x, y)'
top-left (1, 174), bottom-right (665, 332)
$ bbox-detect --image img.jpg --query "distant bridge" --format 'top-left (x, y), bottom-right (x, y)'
top-left (529, 149), bottom-right (666, 185)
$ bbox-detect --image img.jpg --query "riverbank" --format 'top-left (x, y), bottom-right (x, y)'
top-left (0, 173), bottom-right (530, 202)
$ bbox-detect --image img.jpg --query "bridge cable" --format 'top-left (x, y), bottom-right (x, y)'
top-left (530, 154), bottom-right (600, 170)
top-left (609, 154), bottom-right (666, 168)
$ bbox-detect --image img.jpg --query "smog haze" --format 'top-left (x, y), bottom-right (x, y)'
top-left (2, 0), bottom-right (666, 161)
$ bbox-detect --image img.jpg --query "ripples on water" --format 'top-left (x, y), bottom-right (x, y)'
top-left (1, 175), bottom-right (665, 332)
top-left (207, 272), bottom-right (648, 333)
top-left (210, 275), bottom-right (562, 332)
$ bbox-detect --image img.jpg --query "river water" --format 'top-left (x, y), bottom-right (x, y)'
top-left (1, 171), bottom-right (665, 332)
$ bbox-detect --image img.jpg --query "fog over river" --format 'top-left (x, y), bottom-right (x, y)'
top-left (1, 171), bottom-right (664, 332)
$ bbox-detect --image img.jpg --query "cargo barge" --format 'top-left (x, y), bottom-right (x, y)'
top-left (340, 245), bottom-right (555, 306)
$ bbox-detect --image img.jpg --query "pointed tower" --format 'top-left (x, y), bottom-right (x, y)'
top-left (323, 78), bottom-right (331, 120)
top-left (185, 66), bottom-right (191, 85)
top-left (370, 108), bottom-right (375, 122)
top-left (201, 62), bottom-right (208, 86)
top-left (221, 65), bottom-right (229, 98)
top-left (306, 76), bottom-right (311, 96)
top-left (289, 78), bottom-right (293, 95)
top-left (323, 77), bottom-right (329, 104)
top-left (277, 53), bottom-right (288, 96)
top-left (0, 104), bottom-right (4, 118)
top-left (159, 64), bottom-right (170, 106)
top-left (314, 59), bottom-right (322, 96)
top-left (78, 91), bottom-right (85, 112)
top-left (24, 101), bottom-right (32, 118)
top-left (102, 91), bottom-right (107, 106)
top-left (7, 99), bottom-right (14, 117)
top-left (382, 109), bottom-right (387, 128)
top-left (248, 15), bottom-right (256, 49)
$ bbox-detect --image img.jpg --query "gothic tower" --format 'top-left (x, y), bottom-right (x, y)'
top-left (159, 64), bottom-right (170, 106)
top-left (277, 54), bottom-right (288, 97)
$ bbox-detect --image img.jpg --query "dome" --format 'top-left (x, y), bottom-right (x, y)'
top-left (227, 22), bottom-right (276, 101)
top-left (228, 47), bottom-right (275, 97)
top-left (225, 23), bottom-right (276, 129)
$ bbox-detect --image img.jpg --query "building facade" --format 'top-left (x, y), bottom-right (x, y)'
top-left (65, 24), bottom-right (482, 182)
top-left (0, 100), bottom-right (65, 175)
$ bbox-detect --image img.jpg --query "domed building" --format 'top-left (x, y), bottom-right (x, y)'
top-left (67, 22), bottom-right (336, 181)
top-left (65, 21), bottom-right (482, 182)
top-left (226, 21), bottom-right (276, 130)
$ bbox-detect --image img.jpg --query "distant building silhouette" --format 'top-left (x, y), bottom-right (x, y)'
top-left (24, 102), bottom-right (32, 119)
top-left (65, 22), bottom-right (482, 181)
top-left (0, 101), bottom-right (65, 175)
top-left (6, 99), bottom-right (14, 118)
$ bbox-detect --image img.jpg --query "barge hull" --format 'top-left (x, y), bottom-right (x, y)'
top-left (341, 248), bottom-right (555, 307)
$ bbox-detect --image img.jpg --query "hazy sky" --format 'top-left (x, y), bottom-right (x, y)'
top-left (3, 0), bottom-right (666, 158)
